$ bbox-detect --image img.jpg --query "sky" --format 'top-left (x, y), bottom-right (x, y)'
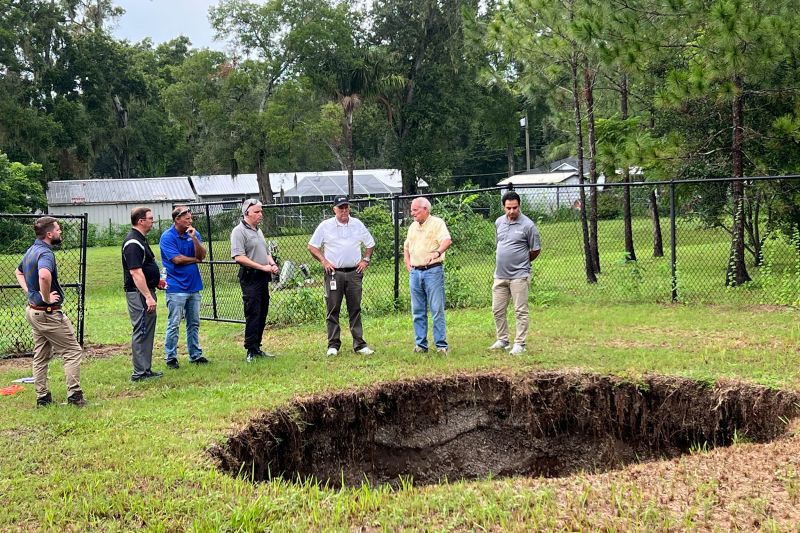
top-left (111, 0), bottom-right (225, 50)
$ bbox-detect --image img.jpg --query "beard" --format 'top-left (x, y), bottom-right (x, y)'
top-left (50, 237), bottom-right (63, 246)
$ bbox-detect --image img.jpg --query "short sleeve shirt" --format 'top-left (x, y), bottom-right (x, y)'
top-left (309, 216), bottom-right (375, 269)
top-left (494, 213), bottom-right (541, 279)
top-left (122, 228), bottom-right (160, 291)
top-left (403, 215), bottom-right (451, 267)
top-left (230, 221), bottom-right (268, 264)
top-left (18, 239), bottom-right (63, 306)
top-left (159, 225), bottom-right (204, 293)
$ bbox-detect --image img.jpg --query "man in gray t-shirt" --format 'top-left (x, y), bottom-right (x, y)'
top-left (231, 199), bottom-right (280, 362)
top-left (490, 191), bottom-right (541, 355)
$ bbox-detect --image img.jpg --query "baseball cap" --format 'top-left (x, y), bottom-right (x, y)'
top-left (332, 195), bottom-right (349, 207)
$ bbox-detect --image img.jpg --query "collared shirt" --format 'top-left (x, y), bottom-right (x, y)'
top-left (159, 225), bottom-right (204, 293)
top-left (309, 216), bottom-right (375, 268)
top-left (122, 228), bottom-right (159, 291)
top-left (494, 213), bottom-right (541, 279)
top-left (18, 239), bottom-right (63, 306)
top-left (404, 215), bottom-right (451, 267)
top-left (230, 220), bottom-right (268, 264)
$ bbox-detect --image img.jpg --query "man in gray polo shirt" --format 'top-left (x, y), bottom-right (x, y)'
top-left (489, 190), bottom-right (541, 355)
top-left (231, 199), bottom-right (280, 363)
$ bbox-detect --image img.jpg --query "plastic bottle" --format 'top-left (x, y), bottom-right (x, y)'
top-left (158, 267), bottom-right (168, 290)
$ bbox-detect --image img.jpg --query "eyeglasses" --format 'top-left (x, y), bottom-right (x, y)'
top-left (144, 217), bottom-right (154, 221)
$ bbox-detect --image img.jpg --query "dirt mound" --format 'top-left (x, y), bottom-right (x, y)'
top-left (209, 371), bottom-right (800, 488)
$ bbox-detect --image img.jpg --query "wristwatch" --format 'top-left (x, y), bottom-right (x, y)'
top-left (362, 257), bottom-right (371, 263)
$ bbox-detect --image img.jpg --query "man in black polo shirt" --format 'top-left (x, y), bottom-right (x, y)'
top-left (122, 207), bottom-right (164, 381)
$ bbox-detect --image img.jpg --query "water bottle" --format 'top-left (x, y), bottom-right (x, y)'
top-left (158, 267), bottom-right (168, 290)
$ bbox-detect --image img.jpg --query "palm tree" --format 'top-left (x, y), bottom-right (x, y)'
top-left (322, 49), bottom-right (404, 196)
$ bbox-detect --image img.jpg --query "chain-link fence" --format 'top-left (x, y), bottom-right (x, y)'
top-left (0, 214), bottom-right (88, 358)
top-left (187, 175), bottom-right (800, 326)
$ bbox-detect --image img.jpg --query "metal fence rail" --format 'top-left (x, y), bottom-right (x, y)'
top-left (0, 213), bottom-right (88, 358)
top-left (185, 176), bottom-right (800, 326)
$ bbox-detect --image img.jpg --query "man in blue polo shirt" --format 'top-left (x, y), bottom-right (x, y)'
top-left (159, 205), bottom-right (208, 368)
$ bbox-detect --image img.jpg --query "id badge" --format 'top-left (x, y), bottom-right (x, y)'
top-left (329, 277), bottom-right (337, 291)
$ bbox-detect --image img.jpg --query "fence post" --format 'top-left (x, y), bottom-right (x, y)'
top-left (204, 203), bottom-right (219, 319)
top-left (393, 195), bottom-right (400, 308)
top-left (669, 181), bottom-right (678, 302)
top-left (79, 213), bottom-right (88, 346)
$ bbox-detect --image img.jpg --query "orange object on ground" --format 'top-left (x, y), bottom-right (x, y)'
top-left (0, 384), bottom-right (25, 396)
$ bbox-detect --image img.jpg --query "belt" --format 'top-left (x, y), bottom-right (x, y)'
top-left (335, 267), bottom-right (357, 273)
top-left (29, 304), bottom-right (61, 312)
top-left (413, 263), bottom-right (443, 271)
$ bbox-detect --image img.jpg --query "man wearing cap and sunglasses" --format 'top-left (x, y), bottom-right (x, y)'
top-left (308, 195), bottom-right (376, 357)
top-left (231, 198), bottom-right (280, 363)
top-left (159, 205), bottom-right (208, 368)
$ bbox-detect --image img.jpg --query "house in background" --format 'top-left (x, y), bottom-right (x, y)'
top-left (497, 157), bottom-right (606, 212)
top-left (46, 177), bottom-right (196, 227)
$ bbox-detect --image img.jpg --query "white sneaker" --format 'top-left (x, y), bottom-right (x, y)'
top-left (356, 346), bottom-right (375, 355)
top-left (488, 340), bottom-right (510, 351)
top-left (508, 344), bottom-right (526, 355)
top-left (326, 347), bottom-right (338, 356)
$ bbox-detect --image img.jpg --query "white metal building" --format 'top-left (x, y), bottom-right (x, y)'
top-left (46, 177), bottom-right (196, 227)
top-left (497, 159), bottom-right (606, 212)
top-left (191, 169), bottom-right (406, 206)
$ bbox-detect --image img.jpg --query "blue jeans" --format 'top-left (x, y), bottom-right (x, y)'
top-left (164, 292), bottom-right (203, 361)
top-left (410, 267), bottom-right (447, 350)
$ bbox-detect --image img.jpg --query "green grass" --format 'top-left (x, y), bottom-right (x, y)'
top-left (1, 220), bottom-right (800, 530)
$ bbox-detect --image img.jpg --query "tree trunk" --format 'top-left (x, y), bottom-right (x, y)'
top-left (744, 189), bottom-right (763, 266)
top-left (506, 142), bottom-right (515, 177)
top-left (583, 65), bottom-right (600, 274)
top-left (726, 77), bottom-right (751, 286)
top-left (573, 57), bottom-right (596, 284)
top-left (650, 189), bottom-right (664, 257)
top-left (255, 148), bottom-right (274, 204)
top-left (620, 73), bottom-right (636, 261)
top-left (345, 107), bottom-right (355, 197)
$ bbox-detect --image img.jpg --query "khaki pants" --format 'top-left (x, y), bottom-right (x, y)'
top-left (26, 308), bottom-right (83, 400)
top-left (492, 277), bottom-right (530, 346)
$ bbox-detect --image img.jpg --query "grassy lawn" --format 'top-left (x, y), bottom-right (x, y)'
top-left (1, 222), bottom-right (800, 530)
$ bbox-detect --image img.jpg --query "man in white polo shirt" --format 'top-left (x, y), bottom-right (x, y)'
top-left (308, 196), bottom-right (376, 356)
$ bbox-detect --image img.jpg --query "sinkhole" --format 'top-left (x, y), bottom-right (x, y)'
top-left (209, 371), bottom-right (800, 488)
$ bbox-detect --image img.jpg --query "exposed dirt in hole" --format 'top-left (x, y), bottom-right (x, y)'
top-left (210, 371), bottom-right (800, 488)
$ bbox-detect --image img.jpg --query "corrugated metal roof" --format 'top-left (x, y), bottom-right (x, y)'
top-left (498, 171), bottom-right (576, 186)
top-left (47, 177), bottom-right (195, 205)
top-left (191, 174), bottom-right (263, 196)
top-left (283, 174), bottom-right (401, 197)
top-left (191, 169), bottom-right (410, 196)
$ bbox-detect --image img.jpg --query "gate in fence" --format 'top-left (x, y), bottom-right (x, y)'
top-left (0, 213), bottom-right (88, 358)
top-left (181, 175), bottom-right (800, 327)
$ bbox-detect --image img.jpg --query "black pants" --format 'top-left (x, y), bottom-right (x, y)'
top-left (324, 268), bottom-right (366, 351)
top-left (240, 269), bottom-right (270, 351)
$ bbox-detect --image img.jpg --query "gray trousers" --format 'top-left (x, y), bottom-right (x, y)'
top-left (126, 290), bottom-right (157, 378)
top-left (324, 269), bottom-right (366, 351)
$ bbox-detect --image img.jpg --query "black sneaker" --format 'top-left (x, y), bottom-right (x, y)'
top-left (166, 359), bottom-right (180, 369)
top-left (255, 349), bottom-right (276, 359)
top-left (190, 356), bottom-right (209, 364)
top-left (67, 391), bottom-right (87, 407)
top-left (36, 392), bottom-right (53, 408)
top-left (131, 370), bottom-right (164, 382)
top-left (246, 351), bottom-right (256, 363)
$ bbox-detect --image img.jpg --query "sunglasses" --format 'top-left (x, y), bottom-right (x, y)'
top-left (174, 208), bottom-right (191, 219)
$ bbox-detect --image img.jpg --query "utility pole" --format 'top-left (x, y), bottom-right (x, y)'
top-left (520, 113), bottom-right (531, 171)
